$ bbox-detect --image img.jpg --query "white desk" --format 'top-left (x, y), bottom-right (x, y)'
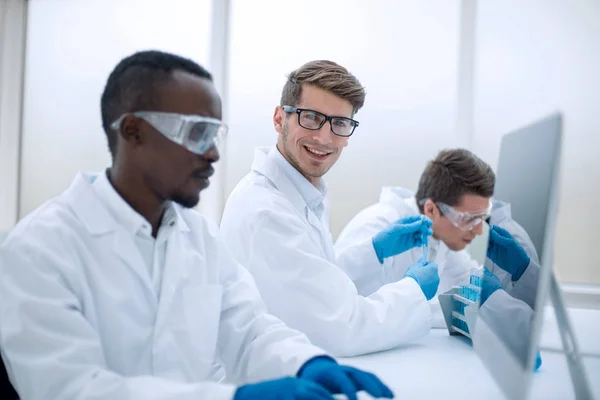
top-left (338, 308), bottom-right (600, 399)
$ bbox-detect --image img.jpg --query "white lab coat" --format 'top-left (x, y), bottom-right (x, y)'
top-left (336, 187), bottom-right (473, 298)
top-left (0, 173), bottom-right (324, 400)
top-left (220, 147), bottom-right (432, 357)
top-left (335, 188), bottom-right (541, 320)
top-left (477, 290), bottom-right (535, 368)
top-left (484, 200), bottom-right (540, 309)
top-left (475, 202), bottom-right (541, 370)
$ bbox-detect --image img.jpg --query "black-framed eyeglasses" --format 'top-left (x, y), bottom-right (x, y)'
top-left (282, 105), bottom-right (359, 137)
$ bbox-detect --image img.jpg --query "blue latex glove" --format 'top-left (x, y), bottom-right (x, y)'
top-left (298, 356), bottom-right (394, 400)
top-left (487, 225), bottom-right (531, 281)
top-left (403, 258), bottom-right (440, 301)
top-left (372, 215), bottom-right (433, 263)
top-left (534, 351), bottom-right (542, 372)
top-left (480, 268), bottom-right (503, 305)
top-left (234, 376), bottom-right (336, 400)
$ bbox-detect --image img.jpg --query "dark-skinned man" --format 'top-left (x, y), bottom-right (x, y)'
top-left (0, 50), bottom-right (393, 400)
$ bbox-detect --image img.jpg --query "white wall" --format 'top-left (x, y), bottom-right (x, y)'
top-left (225, 0), bottom-right (461, 236)
top-left (12, 0), bottom-right (600, 286)
top-left (473, 0), bottom-right (600, 284)
top-left (0, 0), bottom-right (27, 232)
top-left (20, 0), bottom-right (212, 217)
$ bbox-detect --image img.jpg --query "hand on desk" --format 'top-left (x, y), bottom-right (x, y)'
top-left (234, 376), bottom-right (337, 399)
top-left (298, 356), bottom-right (394, 400)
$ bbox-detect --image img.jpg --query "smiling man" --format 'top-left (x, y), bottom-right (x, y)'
top-left (220, 60), bottom-right (439, 357)
top-left (335, 149), bottom-right (495, 325)
top-left (0, 51), bottom-right (395, 400)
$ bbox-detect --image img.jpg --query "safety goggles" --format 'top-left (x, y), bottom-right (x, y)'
top-left (420, 198), bottom-right (492, 231)
top-left (436, 201), bottom-right (492, 231)
top-left (110, 111), bottom-right (228, 155)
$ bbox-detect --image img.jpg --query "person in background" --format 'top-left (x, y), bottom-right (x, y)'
top-left (477, 268), bottom-right (542, 371)
top-left (220, 60), bottom-right (438, 357)
top-left (0, 50), bottom-right (393, 400)
top-left (485, 204), bottom-right (540, 309)
top-left (335, 148), bottom-right (540, 325)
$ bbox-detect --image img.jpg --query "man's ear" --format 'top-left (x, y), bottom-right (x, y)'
top-left (118, 114), bottom-right (143, 145)
top-left (423, 199), bottom-right (439, 220)
top-left (273, 106), bottom-right (285, 134)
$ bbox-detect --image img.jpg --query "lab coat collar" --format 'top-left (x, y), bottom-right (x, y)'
top-left (252, 146), bottom-right (327, 218)
top-left (92, 170), bottom-right (155, 236)
top-left (490, 199), bottom-right (511, 224)
top-left (67, 172), bottom-right (190, 236)
top-left (379, 186), bottom-right (416, 213)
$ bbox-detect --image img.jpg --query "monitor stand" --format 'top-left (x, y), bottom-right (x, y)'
top-left (549, 273), bottom-right (593, 399)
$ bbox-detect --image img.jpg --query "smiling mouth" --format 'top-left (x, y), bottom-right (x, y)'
top-left (304, 145), bottom-right (333, 158)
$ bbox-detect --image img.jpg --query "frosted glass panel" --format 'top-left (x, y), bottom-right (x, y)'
top-left (473, 0), bottom-right (600, 284)
top-left (20, 0), bottom-right (212, 216)
top-left (226, 0), bottom-right (461, 235)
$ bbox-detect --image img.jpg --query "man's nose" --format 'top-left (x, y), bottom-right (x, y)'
top-left (312, 121), bottom-right (333, 144)
top-left (201, 145), bottom-right (220, 163)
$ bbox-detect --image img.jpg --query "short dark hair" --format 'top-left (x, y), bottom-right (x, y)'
top-left (100, 50), bottom-right (213, 158)
top-left (280, 60), bottom-right (366, 115)
top-left (415, 148), bottom-right (495, 213)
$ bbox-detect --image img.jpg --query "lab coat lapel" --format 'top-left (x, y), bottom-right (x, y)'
top-left (306, 209), bottom-right (336, 263)
top-left (67, 173), bottom-right (155, 296)
top-left (154, 226), bottom-right (188, 334)
top-left (253, 147), bottom-right (335, 261)
top-left (112, 229), bottom-right (155, 292)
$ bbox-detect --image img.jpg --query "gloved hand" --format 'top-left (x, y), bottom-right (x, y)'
top-left (234, 376), bottom-right (335, 400)
top-left (480, 268), bottom-right (503, 305)
top-left (372, 215), bottom-right (433, 263)
top-left (534, 351), bottom-right (542, 372)
top-left (487, 225), bottom-right (530, 281)
top-left (298, 356), bottom-right (394, 400)
top-left (403, 258), bottom-right (440, 301)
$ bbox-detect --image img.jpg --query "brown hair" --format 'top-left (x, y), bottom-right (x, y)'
top-left (415, 148), bottom-right (495, 213)
top-left (280, 60), bottom-right (366, 114)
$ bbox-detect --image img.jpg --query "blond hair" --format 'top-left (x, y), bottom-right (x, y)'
top-left (280, 60), bottom-right (366, 114)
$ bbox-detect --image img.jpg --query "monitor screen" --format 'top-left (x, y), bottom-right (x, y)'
top-left (472, 113), bottom-right (562, 399)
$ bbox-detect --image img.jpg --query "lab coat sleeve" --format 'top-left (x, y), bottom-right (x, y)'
top-left (334, 206), bottom-right (401, 296)
top-left (500, 260), bottom-right (540, 310)
top-left (335, 238), bottom-right (394, 296)
top-left (214, 238), bottom-right (325, 384)
top-left (237, 208), bottom-right (432, 357)
top-left (440, 249), bottom-right (477, 293)
top-left (478, 290), bottom-right (534, 367)
top-left (0, 237), bottom-right (236, 400)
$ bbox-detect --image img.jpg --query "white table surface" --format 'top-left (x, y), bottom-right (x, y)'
top-left (338, 307), bottom-right (600, 399)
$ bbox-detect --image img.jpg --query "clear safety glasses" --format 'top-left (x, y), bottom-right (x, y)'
top-left (436, 201), bottom-right (492, 231)
top-left (110, 111), bottom-right (228, 155)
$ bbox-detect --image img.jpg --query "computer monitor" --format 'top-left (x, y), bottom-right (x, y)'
top-left (472, 113), bottom-right (563, 399)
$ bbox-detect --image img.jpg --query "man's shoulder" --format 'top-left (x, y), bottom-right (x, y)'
top-left (2, 196), bottom-right (79, 248)
top-left (354, 201), bottom-right (407, 226)
top-left (224, 172), bottom-right (299, 221)
top-left (0, 197), bottom-right (86, 276)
